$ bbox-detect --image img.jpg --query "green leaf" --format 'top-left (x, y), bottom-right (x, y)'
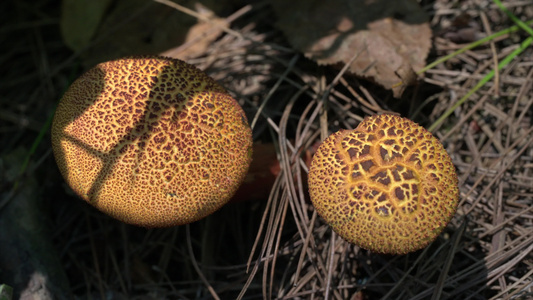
top-left (0, 284), bottom-right (13, 300)
top-left (60, 0), bottom-right (113, 51)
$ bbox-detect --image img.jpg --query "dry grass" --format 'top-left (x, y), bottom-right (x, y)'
top-left (0, 0), bottom-right (531, 299)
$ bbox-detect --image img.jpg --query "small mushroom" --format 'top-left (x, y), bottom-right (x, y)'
top-left (308, 114), bottom-right (459, 255)
top-left (51, 55), bottom-right (253, 227)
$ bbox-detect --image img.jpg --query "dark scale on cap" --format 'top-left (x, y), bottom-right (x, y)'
top-left (308, 114), bottom-right (459, 255)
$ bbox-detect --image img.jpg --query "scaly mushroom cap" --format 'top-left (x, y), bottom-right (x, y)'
top-left (308, 114), bottom-right (458, 254)
top-left (51, 56), bottom-right (253, 227)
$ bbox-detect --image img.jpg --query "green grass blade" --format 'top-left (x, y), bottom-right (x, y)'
top-left (419, 19), bottom-right (533, 75)
top-left (428, 36), bottom-right (533, 132)
top-left (427, 1), bottom-right (533, 132)
top-left (493, 0), bottom-right (533, 36)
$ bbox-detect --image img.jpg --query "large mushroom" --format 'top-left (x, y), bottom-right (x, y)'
top-left (51, 55), bottom-right (253, 228)
top-left (308, 114), bottom-right (459, 255)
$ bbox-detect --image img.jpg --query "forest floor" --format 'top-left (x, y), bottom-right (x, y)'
top-left (1, 0), bottom-right (532, 299)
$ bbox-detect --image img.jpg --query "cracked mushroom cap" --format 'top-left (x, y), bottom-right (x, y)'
top-left (51, 56), bottom-right (253, 227)
top-left (308, 114), bottom-right (459, 255)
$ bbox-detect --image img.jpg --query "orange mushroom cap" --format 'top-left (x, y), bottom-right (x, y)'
top-left (51, 55), bottom-right (253, 227)
top-left (308, 114), bottom-right (459, 255)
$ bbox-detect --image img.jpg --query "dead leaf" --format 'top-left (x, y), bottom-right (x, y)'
top-left (160, 3), bottom-right (227, 60)
top-left (272, 0), bottom-right (432, 97)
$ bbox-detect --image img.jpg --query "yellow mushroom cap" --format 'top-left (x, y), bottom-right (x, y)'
top-left (51, 56), bottom-right (253, 227)
top-left (308, 114), bottom-right (459, 255)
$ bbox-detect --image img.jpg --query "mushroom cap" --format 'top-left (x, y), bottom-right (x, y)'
top-left (308, 114), bottom-right (459, 255)
top-left (51, 56), bottom-right (253, 227)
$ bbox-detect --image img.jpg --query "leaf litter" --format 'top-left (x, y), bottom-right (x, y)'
top-left (1, 0), bottom-right (532, 299)
top-left (271, 0), bottom-right (432, 97)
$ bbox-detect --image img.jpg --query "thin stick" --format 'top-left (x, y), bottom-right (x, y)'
top-left (186, 224), bottom-right (221, 300)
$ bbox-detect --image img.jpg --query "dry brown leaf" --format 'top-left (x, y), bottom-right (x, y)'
top-left (160, 3), bottom-right (227, 60)
top-left (272, 0), bottom-right (432, 97)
